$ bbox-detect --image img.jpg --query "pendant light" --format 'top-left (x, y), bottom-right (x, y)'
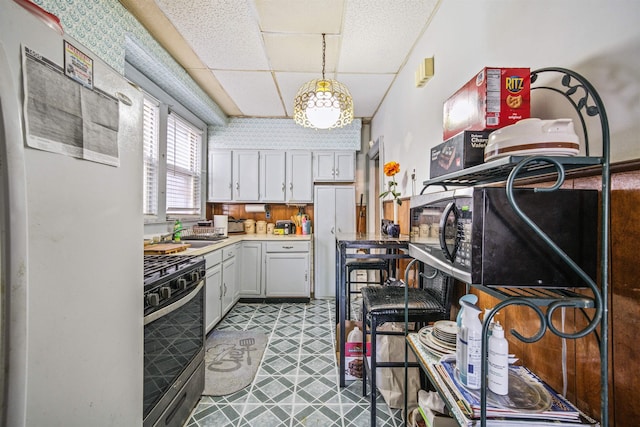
top-left (293, 33), bottom-right (354, 129)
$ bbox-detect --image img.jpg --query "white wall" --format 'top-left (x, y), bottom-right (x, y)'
top-left (371, 0), bottom-right (640, 197)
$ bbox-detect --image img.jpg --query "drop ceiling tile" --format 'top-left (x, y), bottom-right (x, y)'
top-left (255, 0), bottom-right (344, 34)
top-left (264, 34), bottom-right (339, 73)
top-left (155, 0), bottom-right (269, 70)
top-left (337, 73), bottom-right (395, 118)
top-left (338, 0), bottom-right (439, 73)
top-left (214, 70), bottom-right (286, 117)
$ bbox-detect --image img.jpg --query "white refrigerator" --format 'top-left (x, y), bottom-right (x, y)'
top-left (0, 1), bottom-right (143, 425)
top-left (313, 185), bottom-right (356, 298)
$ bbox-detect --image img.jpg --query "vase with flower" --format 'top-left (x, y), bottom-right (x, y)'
top-left (379, 161), bottom-right (402, 237)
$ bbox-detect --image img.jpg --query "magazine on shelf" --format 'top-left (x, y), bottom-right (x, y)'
top-left (435, 356), bottom-right (589, 422)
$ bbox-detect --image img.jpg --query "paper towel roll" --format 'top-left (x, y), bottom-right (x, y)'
top-left (213, 215), bottom-right (228, 237)
top-left (245, 204), bottom-right (266, 213)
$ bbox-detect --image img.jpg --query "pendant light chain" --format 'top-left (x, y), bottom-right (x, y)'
top-left (321, 33), bottom-right (326, 81)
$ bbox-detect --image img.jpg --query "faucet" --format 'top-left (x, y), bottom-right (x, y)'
top-left (159, 227), bottom-right (185, 242)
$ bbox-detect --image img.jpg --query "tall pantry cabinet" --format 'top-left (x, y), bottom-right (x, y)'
top-left (313, 186), bottom-right (356, 298)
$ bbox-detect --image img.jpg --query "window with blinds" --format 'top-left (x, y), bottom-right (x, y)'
top-left (143, 96), bottom-right (159, 215)
top-left (166, 112), bottom-right (202, 215)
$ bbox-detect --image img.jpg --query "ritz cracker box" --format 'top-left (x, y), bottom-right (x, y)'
top-left (443, 67), bottom-right (530, 141)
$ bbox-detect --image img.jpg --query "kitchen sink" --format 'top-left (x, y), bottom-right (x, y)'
top-left (183, 238), bottom-right (227, 248)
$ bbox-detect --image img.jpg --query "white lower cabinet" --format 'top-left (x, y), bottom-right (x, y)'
top-left (239, 242), bottom-right (263, 297)
top-left (204, 244), bottom-right (239, 333)
top-left (205, 263), bottom-right (222, 332)
top-left (264, 241), bottom-right (310, 298)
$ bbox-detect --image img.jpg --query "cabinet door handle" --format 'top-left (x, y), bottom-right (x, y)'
top-left (331, 227), bottom-right (334, 234)
top-left (228, 182), bottom-right (232, 189)
top-left (290, 182), bottom-right (293, 190)
top-left (223, 283), bottom-right (227, 296)
top-left (331, 168), bottom-right (335, 176)
top-left (305, 271), bottom-right (308, 282)
top-left (282, 182), bottom-right (285, 192)
top-left (335, 168), bottom-right (339, 176)
top-left (282, 245), bottom-right (293, 249)
top-left (219, 284), bottom-right (223, 300)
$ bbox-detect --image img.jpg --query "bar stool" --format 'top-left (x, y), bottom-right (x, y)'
top-left (361, 264), bottom-right (453, 426)
top-left (345, 256), bottom-right (388, 319)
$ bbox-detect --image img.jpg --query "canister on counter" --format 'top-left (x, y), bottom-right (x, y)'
top-left (244, 219), bottom-right (256, 234)
top-left (266, 223), bottom-right (275, 234)
top-left (256, 220), bottom-right (267, 234)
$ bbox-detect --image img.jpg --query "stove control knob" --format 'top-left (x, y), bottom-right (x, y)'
top-left (190, 271), bottom-right (200, 282)
top-left (177, 278), bottom-right (187, 290)
top-left (146, 293), bottom-right (160, 307)
top-left (160, 286), bottom-right (171, 299)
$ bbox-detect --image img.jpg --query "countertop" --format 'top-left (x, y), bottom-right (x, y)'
top-left (171, 233), bottom-right (312, 256)
top-left (335, 232), bottom-right (409, 244)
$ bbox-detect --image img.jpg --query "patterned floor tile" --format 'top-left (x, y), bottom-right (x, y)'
top-left (341, 404), bottom-right (370, 427)
top-left (188, 403), bottom-right (243, 427)
top-left (272, 324), bottom-right (303, 339)
top-left (204, 385), bottom-right (252, 405)
top-left (292, 404), bottom-right (343, 427)
top-left (258, 353), bottom-right (299, 376)
top-left (298, 354), bottom-right (337, 376)
top-left (222, 312), bottom-right (254, 324)
top-left (294, 376), bottom-right (341, 405)
top-left (232, 304), bottom-right (259, 314)
top-left (251, 313), bottom-right (279, 324)
top-left (266, 337), bottom-right (301, 355)
top-left (304, 312), bottom-right (332, 324)
top-left (300, 337), bottom-right (334, 355)
top-left (303, 324), bottom-right (333, 339)
top-left (238, 404), bottom-right (292, 427)
top-left (186, 300), bottom-right (400, 427)
top-left (277, 312), bottom-right (305, 324)
top-left (247, 376), bottom-right (296, 404)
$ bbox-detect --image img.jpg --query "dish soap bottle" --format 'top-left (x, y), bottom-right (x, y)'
top-left (488, 321), bottom-right (509, 395)
top-left (173, 219), bottom-right (182, 242)
top-left (459, 300), bottom-right (482, 389)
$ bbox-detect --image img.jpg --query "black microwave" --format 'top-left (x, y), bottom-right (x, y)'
top-left (408, 187), bottom-right (598, 288)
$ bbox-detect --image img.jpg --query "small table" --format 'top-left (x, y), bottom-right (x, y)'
top-left (335, 232), bottom-right (411, 387)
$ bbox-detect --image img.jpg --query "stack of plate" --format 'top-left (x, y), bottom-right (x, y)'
top-left (418, 320), bottom-right (457, 358)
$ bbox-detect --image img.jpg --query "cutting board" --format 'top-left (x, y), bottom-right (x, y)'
top-left (144, 243), bottom-right (191, 255)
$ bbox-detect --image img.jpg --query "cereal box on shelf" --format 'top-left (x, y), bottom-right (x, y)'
top-left (443, 67), bottom-right (530, 140)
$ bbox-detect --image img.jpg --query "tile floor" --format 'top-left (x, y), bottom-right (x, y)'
top-left (185, 299), bottom-right (403, 427)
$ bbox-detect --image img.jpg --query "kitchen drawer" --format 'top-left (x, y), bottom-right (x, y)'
top-left (265, 241), bottom-right (309, 253)
top-left (223, 244), bottom-right (238, 260)
top-left (204, 249), bottom-right (222, 268)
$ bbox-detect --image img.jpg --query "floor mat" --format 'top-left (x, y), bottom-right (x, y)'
top-left (203, 330), bottom-right (267, 396)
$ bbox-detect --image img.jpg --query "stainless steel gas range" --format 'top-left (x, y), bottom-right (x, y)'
top-left (143, 255), bottom-right (206, 427)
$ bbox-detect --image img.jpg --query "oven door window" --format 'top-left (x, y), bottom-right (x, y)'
top-left (143, 285), bottom-right (204, 418)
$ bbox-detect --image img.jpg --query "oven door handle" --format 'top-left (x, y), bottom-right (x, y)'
top-left (144, 281), bottom-right (204, 325)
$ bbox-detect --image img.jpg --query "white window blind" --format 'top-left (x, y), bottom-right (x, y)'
top-left (142, 96), bottom-right (159, 215)
top-left (166, 112), bottom-right (202, 215)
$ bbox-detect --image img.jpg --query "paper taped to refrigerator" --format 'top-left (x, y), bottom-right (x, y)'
top-left (22, 45), bottom-right (120, 166)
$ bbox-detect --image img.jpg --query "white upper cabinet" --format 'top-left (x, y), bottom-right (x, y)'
top-left (260, 151), bottom-right (286, 202)
top-left (208, 149), bottom-right (316, 202)
top-left (233, 151), bottom-right (260, 201)
top-left (208, 150), bottom-right (233, 201)
top-left (286, 151), bottom-right (313, 202)
top-left (313, 151), bottom-right (355, 182)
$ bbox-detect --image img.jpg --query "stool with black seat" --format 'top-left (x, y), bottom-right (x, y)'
top-left (344, 254), bottom-right (389, 319)
top-left (361, 264), bottom-right (453, 426)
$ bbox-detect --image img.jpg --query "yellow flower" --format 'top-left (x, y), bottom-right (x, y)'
top-left (379, 161), bottom-right (402, 205)
top-left (383, 161), bottom-right (400, 177)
